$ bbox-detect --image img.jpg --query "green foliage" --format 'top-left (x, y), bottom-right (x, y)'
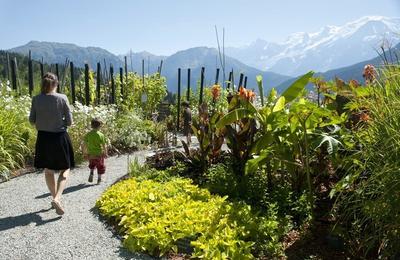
top-left (115, 72), bottom-right (167, 116)
top-left (217, 71), bottom-right (348, 204)
top-left (96, 176), bottom-right (285, 258)
top-left (0, 92), bottom-right (35, 180)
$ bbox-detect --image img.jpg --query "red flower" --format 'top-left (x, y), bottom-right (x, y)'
top-left (363, 64), bottom-right (376, 84)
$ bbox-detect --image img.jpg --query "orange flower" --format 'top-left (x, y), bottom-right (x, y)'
top-left (363, 64), bottom-right (376, 84)
top-left (211, 84), bottom-right (221, 101)
top-left (247, 90), bottom-right (256, 102)
top-left (360, 112), bottom-right (370, 122)
top-left (239, 86), bottom-right (247, 99)
top-left (238, 86), bottom-right (256, 102)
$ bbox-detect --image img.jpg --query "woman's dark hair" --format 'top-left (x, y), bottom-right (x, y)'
top-left (41, 72), bottom-right (58, 94)
top-left (91, 118), bottom-right (103, 129)
top-left (182, 101), bottom-right (190, 107)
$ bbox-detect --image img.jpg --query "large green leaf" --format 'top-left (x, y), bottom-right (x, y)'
top-left (251, 132), bottom-right (273, 154)
top-left (281, 71), bottom-right (314, 103)
top-left (245, 149), bottom-right (271, 174)
top-left (272, 96), bottom-right (285, 112)
top-left (315, 134), bottom-right (342, 154)
top-left (216, 108), bottom-right (252, 128)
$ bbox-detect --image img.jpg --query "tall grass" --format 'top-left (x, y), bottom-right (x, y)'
top-left (336, 65), bottom-right (400, 257)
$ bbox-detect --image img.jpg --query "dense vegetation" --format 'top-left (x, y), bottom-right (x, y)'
top-left (2, 47), bottom-right (400, 258)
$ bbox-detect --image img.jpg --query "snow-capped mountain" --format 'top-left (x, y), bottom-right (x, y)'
top-left (226, 16), bottom-right (400, 76)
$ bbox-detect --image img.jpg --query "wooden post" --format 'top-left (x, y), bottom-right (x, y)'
top-left (110, 65), bottom-right (115, 104)
top-left (124, 56), bottom-right (128, 82)
top-left (6, 52), bottom-right (10, 81)
top-left (238, 73), bottom-right (244, 91)
top-left (199, 67), bottom-right (205, 104)
top-left (55, 63), bottom-right (60, 92)
top-left (28, 51), bottom-right (34, 96)
top-left (227, 70), bottom-right (233, 90)
top-left (215, 68), bottom-right (220, 85)
top-left (10, 58), bottom-right (17, 91)
top-left (187, 68), bottom-right (191, 101)
top-left (96, 62), bottom-right (101, 104)
top-left (231, 69), bottom-right (234, 90)
top-left (142, 59), bottom-right (145, 89)
top-left (177, 68), bottom-right (181, 132)
top-left (119, 67), bottom-right (124, 97)
top-left (244, 76), bottom-right (248, 88)
top-left (159, 60), bottom-right (163, 74)
top-left (84, 64), bottom-right (90, 105)
top-left (70, 62), bottom-right (76, 104)
top-left (39, 58), bottom-right (44, 79)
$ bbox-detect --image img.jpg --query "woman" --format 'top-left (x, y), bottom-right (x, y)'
top-left (29, 72), bottom-right (74, 215)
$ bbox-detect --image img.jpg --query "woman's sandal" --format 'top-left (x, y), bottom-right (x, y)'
top-left (51, 200), bottom-right (65, 215)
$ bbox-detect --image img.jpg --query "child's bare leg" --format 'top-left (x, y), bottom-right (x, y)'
top-left (44, 169), bottom-right (56, 199)
top-left (54, 169), bottom-right (70, 202)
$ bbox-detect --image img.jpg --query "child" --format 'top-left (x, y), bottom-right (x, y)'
top-left (83, 118), bottom-right (107, 184)
top-left (182, 101), bottom-right (192, 146)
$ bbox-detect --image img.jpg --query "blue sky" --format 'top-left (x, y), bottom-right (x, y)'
top-left (1, 0), bottom-right (399, 55)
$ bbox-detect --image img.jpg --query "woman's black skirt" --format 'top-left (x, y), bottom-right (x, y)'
top-left (34, 131), bottom-right (75, 170)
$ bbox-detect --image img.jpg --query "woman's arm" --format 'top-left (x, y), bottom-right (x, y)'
top-left (29, 97), bottom-right (36, 125)
top-left (63, 97), bottom-right (73, 126)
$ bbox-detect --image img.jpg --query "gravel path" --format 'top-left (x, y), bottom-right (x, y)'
top-left (0, 151), bottom-right (156, 260)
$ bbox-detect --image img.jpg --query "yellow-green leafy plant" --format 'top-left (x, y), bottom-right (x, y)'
top-left (96, 177), bottom-right (284, 258)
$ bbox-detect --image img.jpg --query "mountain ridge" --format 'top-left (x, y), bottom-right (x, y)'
top-left (226, 16), bottom-right (400, 76)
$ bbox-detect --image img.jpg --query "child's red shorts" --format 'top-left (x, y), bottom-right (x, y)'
top-left (89, 156), bottom-right (106, 175)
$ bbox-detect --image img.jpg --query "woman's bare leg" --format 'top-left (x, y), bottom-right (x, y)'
top-left (44, 169), bottom-right (57, 199)
top-left (54, 169), bottom-right (70, 202)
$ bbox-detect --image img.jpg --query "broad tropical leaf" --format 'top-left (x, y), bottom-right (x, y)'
top-left (272, 96), bottom-right (285, 112)
top-left (315, 133), bottom-right (342, 154)
top-left (281, 71), bottom-right (314, 103)
top-left (216, 108), bottom-right (252, 128)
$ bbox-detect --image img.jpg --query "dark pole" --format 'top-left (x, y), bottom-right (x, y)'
top-left (142, 59), bottom-right (145, 89)
top-left (110, 66), bottom-right (115, 104)
top-left (199, 67), bottom-right (205, 104)
top-left (215, 68), bottom-right (220, 85)
top-left (124, 56), bottom-right (128, 82)
top-left (231, 69), bottom-right (234, 90)
top-left (187, 68), bottom-right (191, 101)
top-left (227, 71), bottom-right (233, 90)
top-left (120, 67), bottom-right (124, 97)
top-left (84, 64), bottom-right (90, 106)
top-left (10, 58), bottom-right (17, 91)
top-left (177, 68), bottom-right (181, 132)
top-left (40, 58), bottom-right (44, 79)
top-left (238, 73), bottom-right (244, 91)
top-left (70, 61), bottom-right (76, 104)
top-left (159, 60), bottom-right (163, 74)
top-left (28, 50), bottom-right (34, 96)
top-left (96, 62), bottom-right (101, 104)
top-left (6, 52), bottom-right (10, 81)
top-left (55, 63), bottom-right (60, 92)
top-left (244, 76), bottom-right (248, 89)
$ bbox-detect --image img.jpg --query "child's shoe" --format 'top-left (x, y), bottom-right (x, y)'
top-left (88, 173), bottom-right (94, 183)
top-left (97, 176), bottom-right (102, 185)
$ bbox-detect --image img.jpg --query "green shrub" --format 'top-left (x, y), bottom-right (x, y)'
top-left (0, 93), bottom-right (35, 179)
top-left (96, 177), bottom-right (284, 258)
